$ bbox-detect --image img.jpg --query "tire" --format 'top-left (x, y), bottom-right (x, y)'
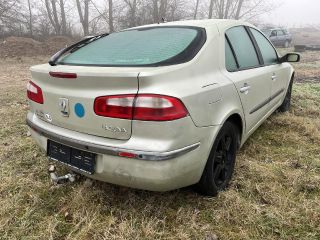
top-left (278, 78), bottom-right (293, 112)
top-left (196, 121), bottom-right (239, 196)
top-left (284, 41), bottom-right (290, 48)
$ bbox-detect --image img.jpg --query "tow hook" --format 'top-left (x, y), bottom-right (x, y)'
top-left (48, 165), bottom-right (76, 184)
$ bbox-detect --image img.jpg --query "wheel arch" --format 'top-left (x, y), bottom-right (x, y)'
top-left (223, 112), bottom-right (244, 149)
top-left (285, 70), bottom-right (295, 92)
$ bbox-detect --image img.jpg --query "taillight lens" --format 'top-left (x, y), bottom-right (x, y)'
top-left (94, 94), bottom-right (188, 121)
top-left (27, 81), bottom-right (44, 104)
top-left (94, 94), bottom-right (135, 119)
top-left (134, 94), bottom-right (188, 121)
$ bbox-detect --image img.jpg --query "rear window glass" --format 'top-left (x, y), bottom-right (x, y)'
top-left (58, 27), bottom-right (204, 66)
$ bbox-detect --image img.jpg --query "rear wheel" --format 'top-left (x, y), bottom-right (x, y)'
top-left (279, 78), bottom-right (293, 112)
top-left (196, 122), bottom-right (238, 196)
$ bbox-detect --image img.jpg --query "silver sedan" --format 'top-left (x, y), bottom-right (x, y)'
top-left (27, 19), bottom-right (300, 196)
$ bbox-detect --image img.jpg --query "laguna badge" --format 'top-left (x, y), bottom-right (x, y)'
top-left (59, 98), bottom-right (69, 117)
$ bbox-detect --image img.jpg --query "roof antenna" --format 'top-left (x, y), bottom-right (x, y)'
top-left (161, 17), bottom-right (166, 23)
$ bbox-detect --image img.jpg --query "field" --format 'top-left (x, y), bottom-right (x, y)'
top-left (0, 50), bottom-right (319, 240)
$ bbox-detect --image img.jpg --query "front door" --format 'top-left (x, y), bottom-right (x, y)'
top-left (249, 28), bottom-right (288, 109)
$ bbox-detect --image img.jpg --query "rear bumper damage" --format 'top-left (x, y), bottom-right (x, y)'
top-left (26, 112), bottom-right (219, 191)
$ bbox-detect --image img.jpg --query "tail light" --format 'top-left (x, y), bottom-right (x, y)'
top-left (27, 81), bottom-right (44, 104)
top-left (94, 94), bottom-right (188, 121)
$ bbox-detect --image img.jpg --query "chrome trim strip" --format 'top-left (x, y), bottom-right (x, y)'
top-left (250, 88), bottom-right (285, 114)
top-left (26, 119), bottom-right (200, 161)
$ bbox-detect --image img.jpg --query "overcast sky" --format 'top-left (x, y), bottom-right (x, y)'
top-left (261, 0), bottom-right (320, 27)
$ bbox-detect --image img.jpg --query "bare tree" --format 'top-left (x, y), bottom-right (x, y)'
top-left (26, 0), bottom-right (33, 36)
top-left (208, 0), bottom-right (272, 20)
top-left (0, 0), bottom-right (278, 38)
top-left (0, 0), bottom-right (23, 35)
top-left (108, 0), bottom-right (114, 32)
top-left (59, 0), bottom-right (67, 35)
top-left (152, 0), bottom-right (159, 22)
top-left (159, 0), bottom-right (167, 19)
top-left (76, 0), bottom-right (89, 35)
top-left (234, 0), bottom-right (244, 19)
top-left (208, 0), bottom-right (214, 19)
top-left (44, 0), bottom-right (61, 34)
top-left (152, 0), bottom-right (168, 23)
top-left (124, 0), bottom-right (137, 27)
top-left (193, 0), bottom-right (200, 19)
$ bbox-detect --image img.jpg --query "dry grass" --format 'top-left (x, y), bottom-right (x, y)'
top-left (0, 54), bottom-right (319, 240)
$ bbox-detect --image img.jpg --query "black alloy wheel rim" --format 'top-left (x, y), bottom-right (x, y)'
top-left (213, 133), bottom-right (234, 189)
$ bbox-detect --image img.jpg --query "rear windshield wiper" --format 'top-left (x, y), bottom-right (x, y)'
top-left (48, 33), bottom-right (109, 66)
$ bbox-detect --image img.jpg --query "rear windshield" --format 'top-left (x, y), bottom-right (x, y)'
top-left (58, 27), bottom-right (206, 67)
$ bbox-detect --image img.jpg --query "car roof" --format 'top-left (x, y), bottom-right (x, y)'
top-left (128, 19), bottom-right (253, 30)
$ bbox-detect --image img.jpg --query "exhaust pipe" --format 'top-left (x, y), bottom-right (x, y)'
top-left (48, 165), bottom-right (76, 184)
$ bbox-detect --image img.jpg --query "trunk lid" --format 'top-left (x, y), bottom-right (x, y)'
top-left (30, 64), bottom-right (140, 140)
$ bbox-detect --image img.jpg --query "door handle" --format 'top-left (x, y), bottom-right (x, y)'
top-left (240, 84), bottom-right (251, 94)
top-left (271, 73), bottom-right (277, 81)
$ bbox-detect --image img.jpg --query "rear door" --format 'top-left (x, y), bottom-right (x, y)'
top-left (224, 26), bottom-right (272, 133)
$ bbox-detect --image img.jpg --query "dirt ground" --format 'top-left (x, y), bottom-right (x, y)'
top-left (0, 36), bottom-right (74, 57)
top-left (0, 51), bottom-right (319, 239)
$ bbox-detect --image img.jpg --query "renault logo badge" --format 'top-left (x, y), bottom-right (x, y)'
top-left (59, 98), bottom-right (69, 117)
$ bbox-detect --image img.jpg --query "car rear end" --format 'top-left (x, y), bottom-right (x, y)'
top-left (26, 23), bottom-right (221, 191)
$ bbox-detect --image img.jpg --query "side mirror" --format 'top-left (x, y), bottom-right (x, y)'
top-left (279, 53), bottom-right (300, 63)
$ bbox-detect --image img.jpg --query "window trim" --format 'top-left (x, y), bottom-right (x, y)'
top-left (57, 26), bottom-right (207, 68)
top-left (248, 27), bottom-right (280, 67)
top-left (225, 35), bottom-right (240, 71)
top-left (225, 26), bottom-right (261, 72)
top-left (225, 25), bottom-right (280, 73)
top-left (244, 26), bottom-right (264, 66)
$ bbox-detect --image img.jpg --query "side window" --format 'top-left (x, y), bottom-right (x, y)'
top-left (225, 39), bottom-right (238, 71)
top-left (270, 30), bottom-right (277, 37)
top-left (226, 26), bottom-right (260, 69)
top-left (250, 28), bottom-right (278, 65)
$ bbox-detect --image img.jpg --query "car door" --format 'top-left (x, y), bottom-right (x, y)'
top-left (224, 26), bottom-right (272, 133)
top-left (249, 28), bottom-right (288, 108)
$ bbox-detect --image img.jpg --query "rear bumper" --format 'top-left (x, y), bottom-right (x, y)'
top-left (27, 112), bottom-right (220, 191)
top-left (27, 118), bottom-right (200, 161)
